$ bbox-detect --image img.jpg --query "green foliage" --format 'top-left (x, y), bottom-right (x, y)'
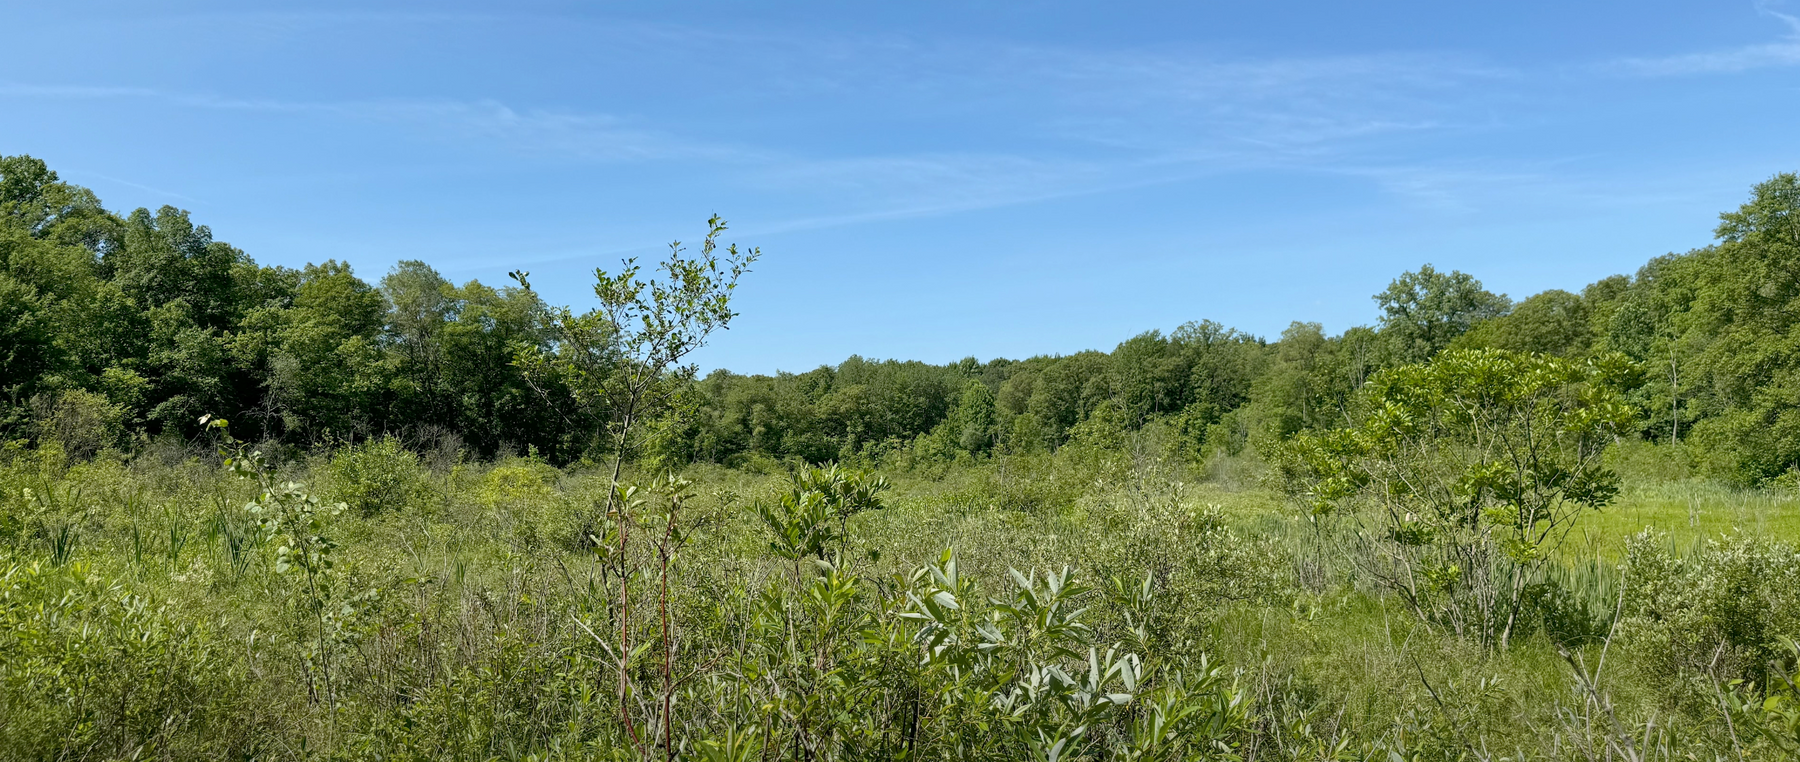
top-left (12, 148), bottom-right (1800, 487)
top-left (1241, 322), bottom-right (1380, 443)
top-left (1451, 288), bottom-right (1594, 357)
top-left (0, 153), bottom-right (582, 454)
top-left (755, 465), bottom-right (888, 561)
top-left (31, 388), bottom-right (127, 459)
top-left (0, 274), bottom-right (58, 411)
top-left (325, 436), bottom-right (439, 516)
top-left (1376, 264), bottom-right (1512, 362)
top-left (952, 379), bottom-right (999, 454)
top-left (1066, 399), bottom-right (1129, 453)
top-left (0, 561), bottom-right (269, 760)
top-left (262, 261), bottom-right (390, 438)
top-left (512, 216), bottom-right (757, 462)
top-left (1616, 529), bottom-right (1800, 692)
top-left (476, 456), bottom-right (562, 511)
top-left (0, 425), bottom-right (1791, 759)
top-left (8, 153), bottom-right (1800, 760)
top-left (680, 321), bottom-right (1273, 469)
top-left (889, 551), bottom-right (1255, 760)
top-left (1280, 349), bottom-right (1636, 647)
top-left (209, 416), bottom-right (366, 708)
top-left (1678, 174), bottom-right (1800, 481)
top-left (1723, 639), bottom-right (1800, 757)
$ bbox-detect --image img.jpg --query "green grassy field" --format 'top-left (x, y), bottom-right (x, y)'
top-left (1584, 481), bottom-right (1800, 549)
top-left (2, 440), bottom-right (1797, 760)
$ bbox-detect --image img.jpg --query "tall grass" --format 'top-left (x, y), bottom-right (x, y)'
top-left (0, 438), bottom-right (1796, 759)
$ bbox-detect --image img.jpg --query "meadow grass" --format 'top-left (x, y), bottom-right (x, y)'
top-left (2, 440), bottom-right (1796, 760)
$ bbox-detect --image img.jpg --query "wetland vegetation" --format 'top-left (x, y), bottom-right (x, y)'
top-left (3, 154), bottom-right (1799, 760)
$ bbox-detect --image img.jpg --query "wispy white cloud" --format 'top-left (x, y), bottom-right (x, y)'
top-left (63, 170), bottom-right (205, 206)
top-left (0, 83), bottom-right (761, 164)
top-left (745, 154), bottom-right (1201, 236)
top-left (1614, 41), bottom-right (1800, 76)
top-left (0, 83), bottom-right (161, 99)
top-left (341, 100), bottom-right (767, 163)
top-left (1039, 48), bottom-right (1504, 147)
top-left (716, 42), bottom-right (1514, 226)
top-left (1317, 156), bottom-right (1762, 220)
top-left (1611, 1), bottom-right (1800, 75)
top-left (0, 22), bottom-right (1520, 230)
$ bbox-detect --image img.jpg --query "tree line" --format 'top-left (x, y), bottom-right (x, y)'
top-left (5, 153), bottom-right (1800, 482)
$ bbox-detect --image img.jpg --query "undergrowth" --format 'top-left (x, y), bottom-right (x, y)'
top-left (0, 437), bottom-right (1796, 760)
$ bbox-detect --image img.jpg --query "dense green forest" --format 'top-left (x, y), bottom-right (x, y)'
top-left (8, 154), bottom-right (1800, 482)
top-left (4, 154), bottom-right (1800, 760)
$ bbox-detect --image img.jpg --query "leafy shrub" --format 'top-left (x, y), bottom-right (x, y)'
top-left (1278, 349), bottom-right (1635, 648)
top-left (473, 456), bottom-right (566, 549)
top-left (1722, 639), bottom-right (1800, 757)
top-left (1064, 399), bottom-right (1129, 454)
top-left (474, 456), bottom-right (560, 512)
top-left (0, 560), bottom-right (272, 759)
top-left (1517, 557), bottom-right (1620, 646)
top-left (1002, 412), bottom-right (1049, 454)
top-left (325, 436), bottom-right (438, 516)
top-left (31, 388), bottom-right (126, 460)
top-left (1617, 529), bottom-right (1800, 694)
top-left (1079, 475), bottom-right (1291, 646)
top-left (932, 450), bottom-right (1095, 515)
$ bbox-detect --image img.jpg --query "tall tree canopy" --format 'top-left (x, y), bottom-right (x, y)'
top-left (8, 153), bottom-right (1800, 484)
top-left (1376, 264), bottom-right (1512, 362)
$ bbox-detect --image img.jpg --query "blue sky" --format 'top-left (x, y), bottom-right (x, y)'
top-left (4, 1), bottom-right (1798, 374)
